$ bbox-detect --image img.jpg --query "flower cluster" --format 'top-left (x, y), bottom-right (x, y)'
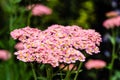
top-left (85, 59), bottom-right (106, 70)
top-left (27, 4), bottom-right (52, 16)
top-left (103, 16), bottom-right (120, 29)
top-left (0, 50), bottom-right (11, 61)
top-left (10, 25), bottom-right (102, 67)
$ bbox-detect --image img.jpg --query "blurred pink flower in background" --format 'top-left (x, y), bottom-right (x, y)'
top-left (85, 59), bottom-right (106, 70)
top-left (27, 4), bottom-right (52, 16)
top-left (103, 16), bottom-right (120, 29)
top-left (15, 42), bottom-right (24, 50)
top-left (0, 50), bottom-right (11, 61)
top-left (59, 63), bottom-right (77, 71)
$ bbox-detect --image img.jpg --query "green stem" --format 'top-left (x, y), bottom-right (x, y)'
top-left (9, 14), bottom-right (16, 55)
top-left (60, 71), bottom-right (63, 79)
top-left (94, 70), bottom-right (98, 80)
top-left (53, 64), bottom-right (68, 77)
top-left (46, 65), bottom-right (52, 80)
top-left (27, 12), bottom-right (32, 26)
top-left (109, 29), bottom-right (117, 80)
top-left (74, 62), bottom-right (82, 80)
top-left (109, 43), bottom-right (116, 80)
top-left (27, 0), bottom-right (32, 26)
top-left (9, 15), bottom-right (13, 31)
top-left (64, 66), bottom-right (71, 80)
top-left (31, 63), bottom-right (37, 80)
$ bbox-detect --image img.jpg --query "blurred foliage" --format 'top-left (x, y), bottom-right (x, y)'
top-left (111, 70), bottom-right (120, 80)
top-left (0, 0), bottom-right (119, 80)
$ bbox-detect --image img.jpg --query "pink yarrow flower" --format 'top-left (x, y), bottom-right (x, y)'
top-left (10, 25), bottom-right (102, 67)
top-left (14, 42), bottom-right (24, 50)
top-left (85, 59), bottom-right (106, 70)
top-left (103, 16), bottom-right (120, 29)
top-left (27, 4), bottom-right (52, 16)
top-left (0, 50), bottom-right (11, 61)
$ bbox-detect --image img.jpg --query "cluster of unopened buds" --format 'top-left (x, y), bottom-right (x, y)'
top-left (10, 24), bottom-right (102, 67)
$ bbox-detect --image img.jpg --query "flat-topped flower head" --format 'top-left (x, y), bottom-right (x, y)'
top-left (11, 25), bottom-right (102, 67)
top-left (103, 16), bottom-right (120, 29)
top-left (85, 59), bottom-right (106, 70)
top-left (27, 4), bottom-right (52, 16)
top-left (0, 50), bottom-right (11, 61)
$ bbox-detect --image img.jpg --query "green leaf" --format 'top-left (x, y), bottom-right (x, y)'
top-left (71, 69), bottom-right (82, 74)
top-left (14, 0), bottom-right (21, 3)
top-left (0, 41), bottom-right (5, 48)
top-left (10, 0), bottom-right (21, 4)
top-left (109, 36), bottom-right (115, 45)
top-left (111, 71), bottom-right (120, 80)
top-left (39, 64), bottom-right (45, 70)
